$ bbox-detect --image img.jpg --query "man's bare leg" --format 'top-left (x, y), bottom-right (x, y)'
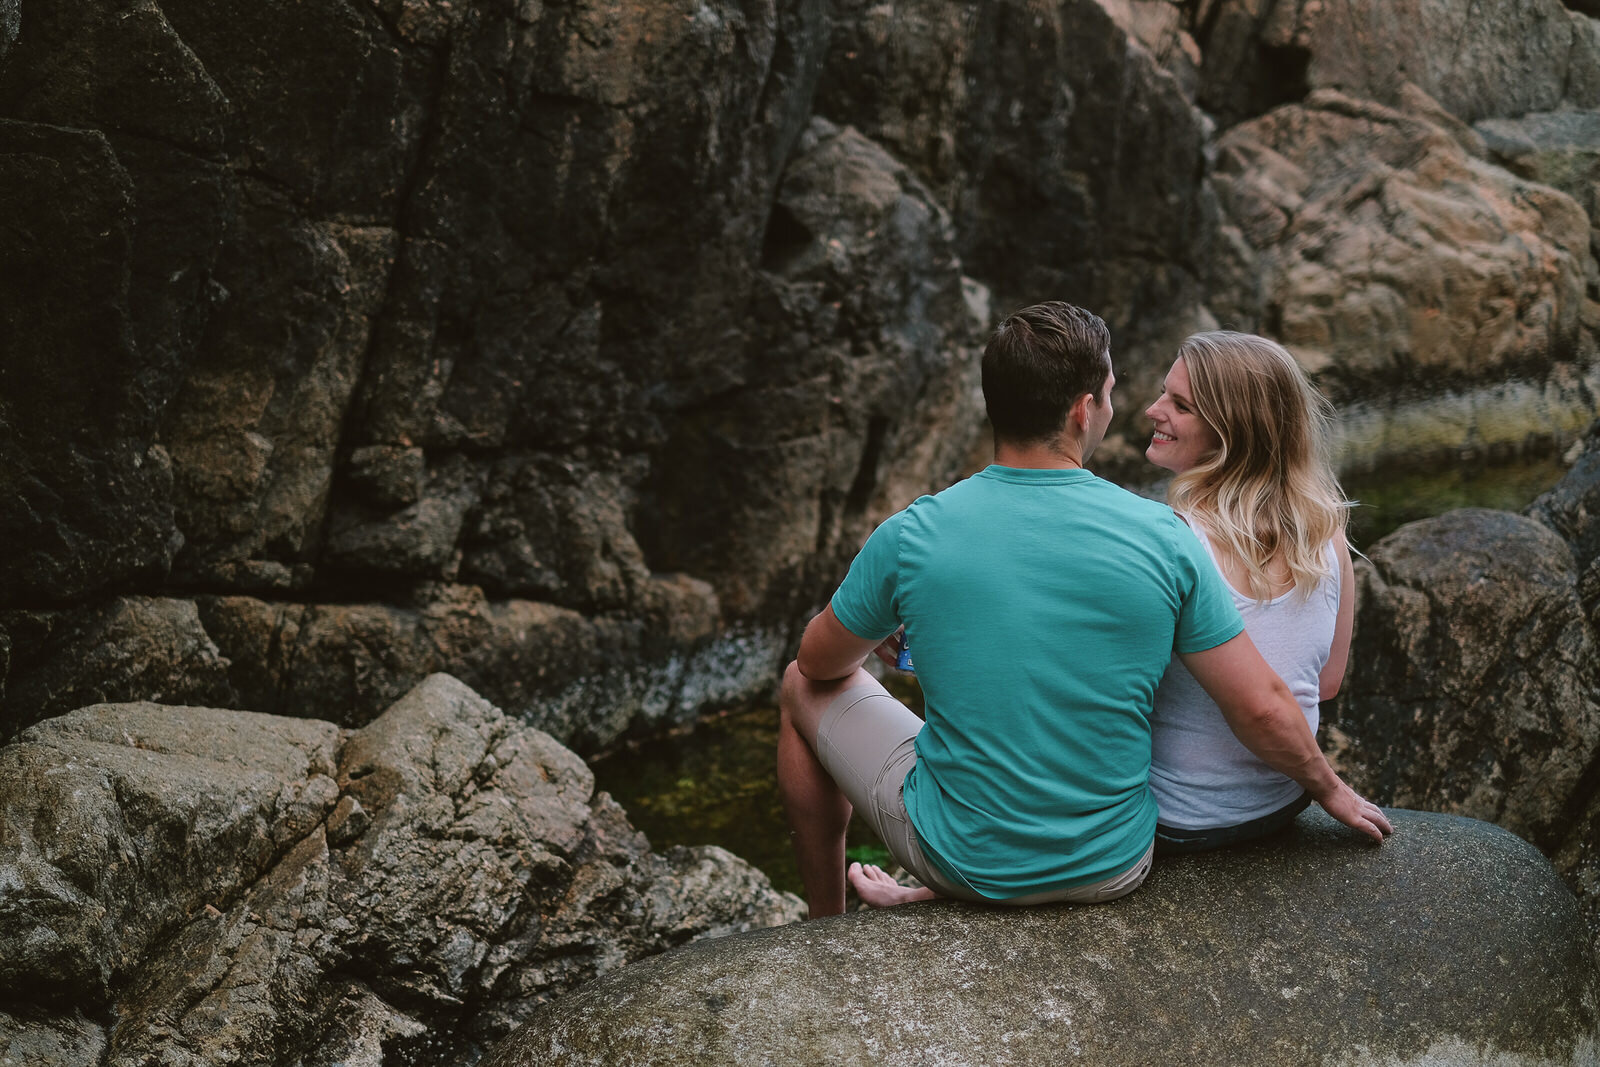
top-left (776, 661), bottom-right (871, 918)
top-left (848, 862), bottom-right (938, 908)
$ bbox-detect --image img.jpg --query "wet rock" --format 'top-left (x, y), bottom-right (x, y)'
top-left (0, 675), bottom-right (801, 1065)
top-left (484, 810), bottom-right (1600, 1067)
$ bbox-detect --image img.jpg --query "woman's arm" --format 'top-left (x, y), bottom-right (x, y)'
top-left (1318, 534), bottom-right (1355, 701)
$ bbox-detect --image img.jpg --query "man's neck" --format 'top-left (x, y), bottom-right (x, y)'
top-left (992, 436), bottom-right (1086, 471)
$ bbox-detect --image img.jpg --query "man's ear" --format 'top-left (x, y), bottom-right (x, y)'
top-left (1065, 391), bottom-right (1094, 432)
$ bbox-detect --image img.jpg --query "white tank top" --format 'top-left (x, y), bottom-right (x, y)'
top-left (1148, 524), bottom-right (1341, 829)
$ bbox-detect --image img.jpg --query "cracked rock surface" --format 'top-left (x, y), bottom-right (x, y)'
top-left (0, 674), bottom-right (801, 1066)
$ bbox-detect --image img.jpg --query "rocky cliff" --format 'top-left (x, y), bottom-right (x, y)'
top-left (3, 0), bottom-right (1598, 748)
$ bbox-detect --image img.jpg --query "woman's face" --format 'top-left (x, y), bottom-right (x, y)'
top-left (1145, 357), bottom-right (1221, 474)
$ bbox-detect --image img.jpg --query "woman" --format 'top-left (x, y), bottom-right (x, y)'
top-left (1144, 331), bottom-right (1355, 853)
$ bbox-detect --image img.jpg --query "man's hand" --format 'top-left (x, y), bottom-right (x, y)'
top-left (870, 628), bottom-right (906, 669)
top-left (1310, 780), bottom-right (1393, 843)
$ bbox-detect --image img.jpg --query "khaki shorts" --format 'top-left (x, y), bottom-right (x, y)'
top-left (815, 676), bottom-right (1154, 905)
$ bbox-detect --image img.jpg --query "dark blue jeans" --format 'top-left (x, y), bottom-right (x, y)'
top-left (1154, 791), bottom-right (1312, 856)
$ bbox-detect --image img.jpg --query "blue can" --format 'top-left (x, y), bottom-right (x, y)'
top-left (896, 643), bottom-right (914, 673)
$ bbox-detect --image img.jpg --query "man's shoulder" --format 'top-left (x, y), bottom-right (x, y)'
top-left (1079, 477), bottom-right (1189, 531)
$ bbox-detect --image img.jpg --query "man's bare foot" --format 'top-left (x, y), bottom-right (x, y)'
top-left (848, 861), bottom-right (939, 908)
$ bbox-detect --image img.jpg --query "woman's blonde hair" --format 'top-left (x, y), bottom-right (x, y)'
top-left (1165, 331), bottom-right (1349, 601)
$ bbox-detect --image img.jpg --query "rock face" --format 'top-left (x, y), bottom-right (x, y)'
top-left (0, 674), bottom-right (802, 1065)
top-left (1328, 420), bottom-right (1600, 951)
top-left (1212, 85), bottom-right (1599, 471)
top-left (2, 1), bottom-right (1599, 747)
top-left (817, 0), bottom-right (1220, 369)
top-left (484, 810), bottom-right (1600, 1067)
top-left (0, 0), bottom-right (985, 746)
top-left (1194, 0), bottom-right (1600, 129)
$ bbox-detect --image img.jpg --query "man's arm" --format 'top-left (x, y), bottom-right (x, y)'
top-left (1178, 631), bottom-right (1393, 843)
top-left (796, 605), bottom-right (886, 682)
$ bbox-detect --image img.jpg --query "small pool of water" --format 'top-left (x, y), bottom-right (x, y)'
top-left (593, 453), bottom-right (1572, 898)
top-left (1343, 453), bottom-right (1569, 549)
top-left (591, 676), bottom-right (923, 899)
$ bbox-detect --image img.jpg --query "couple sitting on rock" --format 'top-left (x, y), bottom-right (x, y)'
top-left (778, 301), bottom-right (1393, 918)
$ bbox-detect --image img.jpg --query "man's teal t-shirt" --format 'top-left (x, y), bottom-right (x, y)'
top-left (830, 465), bottom-right (1244, 898)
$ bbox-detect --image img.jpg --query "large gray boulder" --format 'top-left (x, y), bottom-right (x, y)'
top-left (0, 675), bottom-right (801, 1065)
top-left (1329, 422), bottom-right (1600, 952)
top-left (484, 810), bottom-right (1600, 1067)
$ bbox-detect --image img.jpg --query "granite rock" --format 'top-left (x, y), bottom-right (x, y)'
top-left (0, 675), bottom-right (801, 1065)
top-left (484, 810), bottom-right (1600, 1067)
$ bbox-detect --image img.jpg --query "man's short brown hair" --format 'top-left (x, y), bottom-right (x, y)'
top-left (981, 302), bottom-right (1112, 444)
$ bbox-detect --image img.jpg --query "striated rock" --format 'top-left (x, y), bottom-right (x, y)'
top-left (0, 119), bottom-right (184, 607)
top-left (189, 582), bottom-right (784, 752)
top-left (3, 0), bottom-right (1599, 759)
top-left (639, 116), bottom-right (988, 619)
top-left (1213, 87), bottom-right (1599, 470)
top-left (1194, 0), bottom-right (1600, 128)
top-left (162, 213), bottom-right (400, 588)
top-left (484, 810), bottom-right (1600, 1067)
top-left (0, 675), bottom-right (801, 1065)
top-left (1, 597), bottom-right (234, 727)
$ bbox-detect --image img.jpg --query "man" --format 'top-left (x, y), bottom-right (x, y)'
top-left (777, 301), bottom-right (1392, 918)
